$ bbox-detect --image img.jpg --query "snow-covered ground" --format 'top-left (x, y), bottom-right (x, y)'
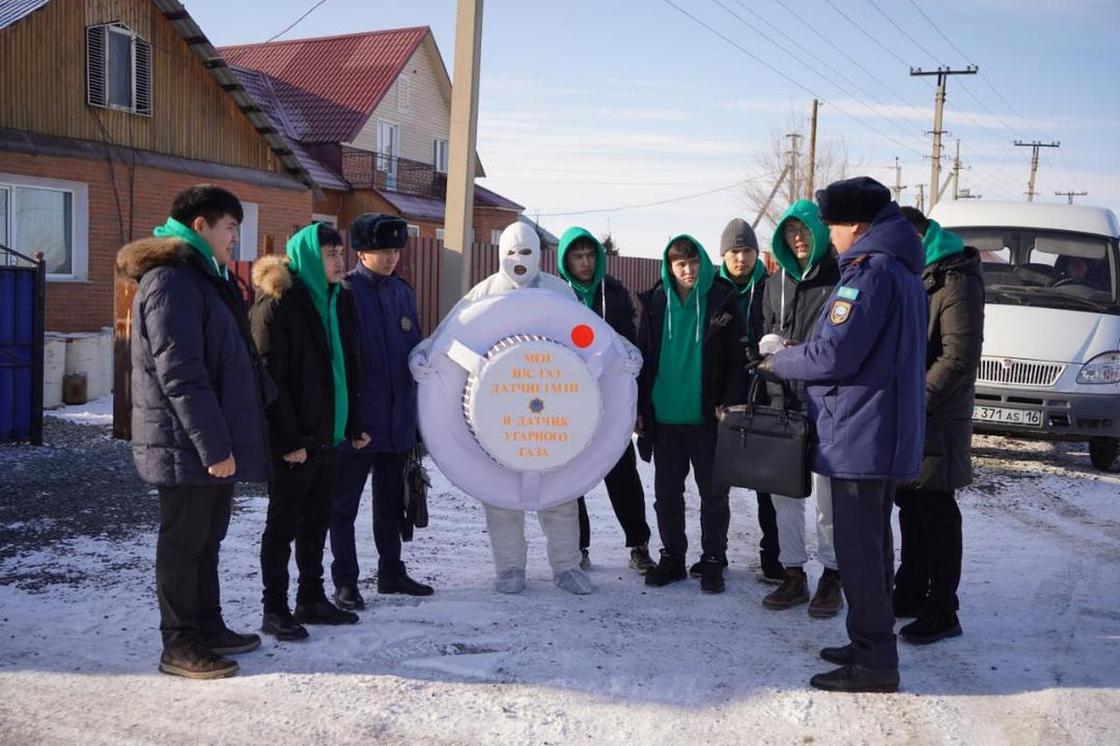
top-left (44, 394), bottom-right (114, 426)
top-left (1, 432), bottom-right (1118, 745)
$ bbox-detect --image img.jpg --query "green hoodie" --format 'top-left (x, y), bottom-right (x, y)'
top-left (286, 224), bottom-right (348, 447)
top-left (651, 234), bottom-right (715, 425)
top-left (922, 219), bottom-right (966, 267)
top-left (153, 216), bottom-right (228, 280)
top-left (557, 226), bottom-right (607, 307)
top-left (720, 260), bottom-right (767, 342)
top-left (770, 200), bottom-right (831, 282)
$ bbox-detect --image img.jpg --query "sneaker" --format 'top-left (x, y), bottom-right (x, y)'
top-left (495, 567), bottom-right (527, 594)
top-left (628, 544), bottom-right (656, 574)
top-left (580, 549), bottom-right (592, 571)
top-left (810, 664), bottom-right (900, 693)
top-left (644, 550), bottom-right (687, 587)
top-left (159, 645), bottom-right (238, 680)
top-left (808, 569), bottom-right (844, 619)
top-left (689, 554), bottom-right (728, 578)
top-left (555, 568), bottom-right (595, 595)
top-left (261, 609), bottom-right (309, 641)
top-left (293, 600), bottom-right (359, 626)
top-left (762, 568), bottom-right (809, 610)
top-left (378, 570), bottom-right (434, 597)
top-left (900, 613), bottom-right (963, 645)
top-left (696, 554), bottom-right (725, 594)
top-left (202, 628), bottom-right (261, 655)
top-left (334, 585), bottom-right (366, 611)
top-left (820, 643), bottom-right (857, 666)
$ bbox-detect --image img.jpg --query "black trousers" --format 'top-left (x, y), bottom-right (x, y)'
top-left (756, 491), bottom-right (782, 575)
top-left (830, 477), bottom-right (898, 672)
top-left (330, 449), bottom-right (409, 587)
top-left (651, 422), bottom-right (729, 558)
top-left (156, 484), bottom-right (233, 651)
top-left (260, 448), bottom-right (335, 613)
top-left (894, 486), bottom-right (963, 615)
top-left (577, 442), bottom-right (652, 550)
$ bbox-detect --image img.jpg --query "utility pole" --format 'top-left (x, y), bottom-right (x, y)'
top-left (911, 65), bottom-right (977, 211)
top-left (950, 140), bottom-right (963, 200)
top-left (784, 132), bottom-right (803, 206)
top-left (1013, 140), bottom-right (1060, 202)
top-left (959, 188), bottom-right (982, 200)
top-left (805, 99), bottom-right (819, 200)
top-left (1055, 190), bottom-right (1088, 205)
top-left (890, 157), bottom-right (907, 201)
top-left (915, 184), bottom-right (926, 212)
top-left (440, 0), bottom-right (484, 318)
top-left (753, 165), bottom-right (791, 230)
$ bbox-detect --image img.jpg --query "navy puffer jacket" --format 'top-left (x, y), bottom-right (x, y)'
top-left (118, 237), bottom-right (273, 486)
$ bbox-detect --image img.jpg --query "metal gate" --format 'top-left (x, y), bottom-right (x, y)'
top-left (0, 244), bottom-right (45, 444)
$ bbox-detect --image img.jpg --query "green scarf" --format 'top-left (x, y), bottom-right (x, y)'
top-left (287, 224), bottom-right (348, 446)
top-left (652, 234), bottom-right (714, 426)
top-left (770, 200), bottom-right (831, 282)
top-left (720, 260), bottom-right (767, 343)
top-left (557, 226), bottom-right (607, 307)
top-left (153, 217), bottom-right (228, 280)
top-left (923, 219), bottom-right (966, 267)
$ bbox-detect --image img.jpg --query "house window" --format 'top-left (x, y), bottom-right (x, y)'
top-left (490, 229), bottom-right (502, 246)
top-left (407, 224), bottom-right (420, 238)
top-left (435, 228), bottom-right (445, 242)
top-left (0, 174), bottom-right (89, 280)
top-left (398, 76), bottom-right (411, 112)
top-left (234, 202), bottom-right (259, 262)
top-left (311, 213), bottom-right (338, 228)
top-left (377, 121), bottom-right (400, 186)
top-left (433, 139), bottom-right (449, 173)
top-left (86, 23), bottom-right (152, 116)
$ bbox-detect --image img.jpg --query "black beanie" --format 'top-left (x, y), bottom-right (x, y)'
top-left (350, 213), bottom-right (408, 251)
top-left (816, 177), bottom-right (891, 224)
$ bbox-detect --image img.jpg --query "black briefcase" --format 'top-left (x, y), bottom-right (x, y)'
top-left (714, 379), bottom-right (812, 498)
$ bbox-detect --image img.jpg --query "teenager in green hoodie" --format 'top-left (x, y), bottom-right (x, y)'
top-left (636, 235), bottom-right (746, 593)
top-left (759, 200), bottom-right (845, 619)
top-left (250, 223), bottom-right (370, 641)
top-left (557, 227), bottom-right (655, 574)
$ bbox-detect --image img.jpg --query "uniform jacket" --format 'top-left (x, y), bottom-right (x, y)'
top-left (771, 203), bottom-right (929, 480)
top-left (118, 237), bottom-right (273, 486)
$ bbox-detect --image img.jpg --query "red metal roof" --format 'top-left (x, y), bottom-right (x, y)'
top-left (220, 26), bottom-right (429, 144)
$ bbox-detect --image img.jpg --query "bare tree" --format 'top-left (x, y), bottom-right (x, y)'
top-left (600, 233), bottom-right (620, 256)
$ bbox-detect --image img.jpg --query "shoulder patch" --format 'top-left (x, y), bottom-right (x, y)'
top-left (829, 299), bottom-right (853, 325)
top-left (836, 286), bottom-right (860, 301)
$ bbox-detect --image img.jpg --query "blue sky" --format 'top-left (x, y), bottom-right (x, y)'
top-left (186, 0), bottom-right (1120, 258)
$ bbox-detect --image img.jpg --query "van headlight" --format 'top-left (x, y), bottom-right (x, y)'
top-left (1077, 352), bottom-right (1120, 384)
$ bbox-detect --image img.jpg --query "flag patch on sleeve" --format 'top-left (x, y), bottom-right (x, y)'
top-left (837, 286), bottom-right (860, 300)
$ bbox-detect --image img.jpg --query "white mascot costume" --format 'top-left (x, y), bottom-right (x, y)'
top-left (410, 223), bottom-right (642, 595)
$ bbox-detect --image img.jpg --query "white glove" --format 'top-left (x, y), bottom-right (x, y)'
top-left (758, 333), bottom-right (789, 356)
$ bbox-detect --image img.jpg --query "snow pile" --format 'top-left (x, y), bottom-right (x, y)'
top-left (45, 394), bottom-right (114, 426)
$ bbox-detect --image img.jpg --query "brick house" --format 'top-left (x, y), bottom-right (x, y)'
top-left (220, 26), bottom-right (527, 249)
top-left (0, 0), bottom-right (320, 333)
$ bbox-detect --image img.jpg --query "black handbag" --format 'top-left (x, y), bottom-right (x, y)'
top-left (400, 444), bottom-right (431, 542)
top-left (714, 377), bottom-right (813, 498)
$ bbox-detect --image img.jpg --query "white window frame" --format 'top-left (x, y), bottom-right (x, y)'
top-left (235, 202), bottom-right (259, 262)
top-left (406, 224), bottom-right (420, 238)
top-left (0, 173), bottom-right (89, 281)
top-left (397, 76), bottom-right (411, 113)
top-left (433, 138), bottom-right (449, 173)
top-left (377, 121), bottom-right (400, 180)
top-left (490, 229), bottom-right (502, 246)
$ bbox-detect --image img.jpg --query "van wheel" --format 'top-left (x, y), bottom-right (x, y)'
top-left (1089, 437), bottom-right (1120, 471)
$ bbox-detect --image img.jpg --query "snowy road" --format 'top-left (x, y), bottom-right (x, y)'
top-left (1, 431), bottom-right (1117, 745)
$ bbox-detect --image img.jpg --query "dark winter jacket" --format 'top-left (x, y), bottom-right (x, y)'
top-left (343, 263), bottom-right (422, 453)
top-left (593, 275), bottom-right (638, 343)
top-left (118, 237), bottom-right (273, 486)
top-left (557, 227), bottom-right (637, 343)
top-left (249, 256), bottom-right (363, 456)
top-left (637, 275), bottom-right (746, 439)
top-left (771, 203), bottom-right (928, 480)
top-left (914, 245), bottom-right (985, 491)
top-left (760, 252), bottom-right (841, 411)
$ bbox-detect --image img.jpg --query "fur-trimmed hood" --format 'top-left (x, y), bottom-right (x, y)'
top-left (251, 254), bottom-right (293, 300)
top-left (116, 238), bottom-right (194, 281)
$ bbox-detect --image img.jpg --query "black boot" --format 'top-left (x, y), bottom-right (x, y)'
top-left (900, 612), bottom-right (962, 645)
top-left (628, 544), bottom-right (656, 574)
top-left (262, 609), bottom-right (309, 641)
top-left (689, 554), bottom-right (728, 578)
top-left (378, 563), bottom-right (434, 596)
top-left (333, 585), bottom-right (366, 611)
top-left (293, 600), bottom-right (359, 626)
top-left (810, 665), bottom-right (900, 693)
top-left (819, 643), bottom-right (857, 666)
top-left (644, 550), bottom-right (687, 587)
top-left (697, 554), bottom-right (725, 594)
top-left (202, 627), bottom-right (262, 655)
top-left (892, 590), bottom-right (926, 619)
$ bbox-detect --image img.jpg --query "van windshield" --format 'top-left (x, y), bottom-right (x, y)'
top-left (950, 228), bottom-right (1120, 313)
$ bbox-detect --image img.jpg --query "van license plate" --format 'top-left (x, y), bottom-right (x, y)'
top-left (973, 405), bottom-right (1043, 427)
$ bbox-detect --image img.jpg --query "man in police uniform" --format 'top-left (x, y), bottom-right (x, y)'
top-left (757, 177), bottom-right (927, 693)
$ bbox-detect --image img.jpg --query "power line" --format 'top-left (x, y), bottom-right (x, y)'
top-left (264, 0), bottom-right (331, 43)
top-left (824, 0), bottom-right (912, 69)
top-left (906, 0), bottom-right (972, 63)
top-left (866, 0), bottom-right (940, 64)
top-left (535, 178), bottom-right (760, 217)
top-left (661, 0), bottom-right (926, 158)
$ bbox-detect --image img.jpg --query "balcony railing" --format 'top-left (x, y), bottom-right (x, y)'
top-left (341, 147), bottom-right (447, 199)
